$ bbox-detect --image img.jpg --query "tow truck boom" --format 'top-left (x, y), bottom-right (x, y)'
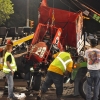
top-left (70, 0), bottom-right (100, 23)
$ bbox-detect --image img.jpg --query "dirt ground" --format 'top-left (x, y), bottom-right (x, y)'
top-left (0, 79), bottom-right (84, 100)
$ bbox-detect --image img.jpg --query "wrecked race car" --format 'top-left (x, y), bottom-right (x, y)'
top-left (15, 23), bottom-right (64, 91)
top-left (0, 0), bottom-right (87, 98)
top-left (17, 2), bottom-right (85, 96)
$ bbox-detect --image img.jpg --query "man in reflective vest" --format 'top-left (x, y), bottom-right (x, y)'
top-left (37, 51), bottom-right (73, 100)
top-left (3, 40), bottom-right (14, 90)
top-left (3, 44), bottom-right (17, 100)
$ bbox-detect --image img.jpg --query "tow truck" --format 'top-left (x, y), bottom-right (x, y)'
top-left (70, 0), bottom-right (100, 23)
top-left (68, 0), bottom-right (100, 99)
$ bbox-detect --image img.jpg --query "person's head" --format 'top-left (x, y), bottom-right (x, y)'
top-left (3, 44), bottom-right (13, 56)
top-left (7, 39), bottom-right (13, 46)
top-left (5, 44), bottom-right (13, 52)
top-left (90, 39), bottom-right (98, 48)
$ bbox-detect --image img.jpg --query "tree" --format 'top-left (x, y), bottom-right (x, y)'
top-left (6, 0), bottom-right (41, 27)
top-left (0, 0), bottom-right (14, 25)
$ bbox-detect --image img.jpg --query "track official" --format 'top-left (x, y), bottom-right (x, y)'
top-left (37, 51), bottom-right (73, 100)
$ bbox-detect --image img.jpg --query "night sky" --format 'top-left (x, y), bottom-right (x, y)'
top-left (83, 0), bottom-right (100, 12)
top-left (10, 0), bottom-right (100, 31)
top-left (46, 0), bottom-right (100, 32)
top-left (47, 0), bottom-right (100, 13)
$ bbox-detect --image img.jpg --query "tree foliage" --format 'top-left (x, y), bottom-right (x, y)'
top-left (6, 0), bottom-right (41, 28)
top-left (0, 0), bottom-right (14, 25)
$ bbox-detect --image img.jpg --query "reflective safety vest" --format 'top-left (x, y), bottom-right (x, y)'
top-left (3, 52), bottom-right (17, 73)
top-left (50, 52), bottom-right (72, 73)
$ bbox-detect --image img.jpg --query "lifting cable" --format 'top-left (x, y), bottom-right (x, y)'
top-left (70, 0), bottom-right (83, 11)
top-left (58, 0), bottom-right (79, 29)
top-left (51, 0), bottom-right (55, 26)
top-left (50, 0), bottom-right (55, 44)
top-left (71, 0), bottom-right (100, 16)
top-left (58, 0), bottom-right (74, 44)
top-left (79, 0), bottom-right (100, 14)
top-left (60, 0), bottom-right (77, 12)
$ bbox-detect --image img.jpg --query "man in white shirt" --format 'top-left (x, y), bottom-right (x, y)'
top-left (84, 39), bottom-right (100, 100)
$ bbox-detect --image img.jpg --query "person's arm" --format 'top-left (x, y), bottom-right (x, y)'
top-left (6, 61), bottom-right (13, 72)
top-left (64, 61), bottom-right (73, 76)
top-left (67, 61), bottom-right (73, 70)
top-left (84, 50), bottom-right (88, 62)
top-left (14, 51), bottom-right (27, 58)
top-left (52, 52), bottom-right (60, 59)
top-left (84, 58), bottom-right (87, 62)
top-left (64, 70), bottom-right (70, 76)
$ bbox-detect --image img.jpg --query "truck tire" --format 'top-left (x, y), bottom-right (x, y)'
top-left (79, 77), bottom-right (87, 99)
top-left (32, 75), bottom-right (41, 91)
top-left (79, 77), bottom-right (100, 99)
top-left (77, 56), bottom-right (85, 63)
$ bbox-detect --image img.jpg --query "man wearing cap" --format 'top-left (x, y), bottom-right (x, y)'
top-left (37, 51), bottom-right (73, 100)
top-left (84, 39), bottom-right (100, 100)
top-left (3, 44), bottom-right (17, 100)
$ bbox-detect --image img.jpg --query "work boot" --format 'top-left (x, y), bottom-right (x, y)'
top-left (37, 96), bottom-right (47, 100)
top-left (12, 96), bottom-right (18, 100)
top-left (7, 98), bottom-right (12, 100)
top-left (37, 95), bottom-right (41, 100)
top-left (57, 95), bottom-right (64, 100)
top-left (57, 98), bottom-right (64, 100)
top-left (26, 82), bottom-right (30, 89)
top-left (7, 97), bottom-right (18, 100)
top-left (37, 91), bottom-right (42, 100)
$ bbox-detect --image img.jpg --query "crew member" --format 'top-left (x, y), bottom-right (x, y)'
top-left (3, 44), bottom-right (17, 100)
top-left (3, 40), bottom-right (13, 90)
top-left (37, 50), bottom-right (73, 100)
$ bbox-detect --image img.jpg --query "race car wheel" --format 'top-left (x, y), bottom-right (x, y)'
top-left (32, 75), bottom-right (41, 91)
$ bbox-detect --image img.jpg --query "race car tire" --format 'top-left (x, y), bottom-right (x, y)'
top-left (77, 56), bottom-right (85, 63)
top-left (32, 75), bottom-right (41, 91)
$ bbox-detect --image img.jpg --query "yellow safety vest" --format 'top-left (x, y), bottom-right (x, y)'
top-left (50, 52), bottom-right (72, 73)
top-left (3, 52), bottom-right (17, 73)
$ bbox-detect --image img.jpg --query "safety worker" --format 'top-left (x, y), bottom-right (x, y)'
top-left (3, 44), bottom-right (18, 100)
top-left (37, 48), bottom-right (74, 100)
top-left (84, 39), bottom-right (100, 100)
top-left (3, 39), bottom-right (13, 91)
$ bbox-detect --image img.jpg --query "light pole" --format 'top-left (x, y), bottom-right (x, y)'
top-left (26, 0), bottom-right (29, 27)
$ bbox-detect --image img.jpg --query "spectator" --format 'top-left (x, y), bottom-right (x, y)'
top-left (84, 39), bottom-right (100, 100)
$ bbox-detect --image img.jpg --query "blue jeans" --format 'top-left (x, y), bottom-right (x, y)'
top-left (25, 72), bottom-right (34, 82)
top-left (5, 72), bottom-right (14, 98)
top-left (41, 71), bottom-right (63, 97)
top-left (86, 70), bottom-right (100, 100)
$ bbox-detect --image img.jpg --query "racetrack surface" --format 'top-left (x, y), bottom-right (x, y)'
top-left (0, 79), bottom-right (84, 100)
